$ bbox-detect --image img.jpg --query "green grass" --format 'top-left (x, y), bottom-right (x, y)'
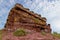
top-left (52, 32), bottom-right (60, 38)
top-left (0, 30), bottom-right (2, 40)
top-left (13, 29), bottom-right (27, 36)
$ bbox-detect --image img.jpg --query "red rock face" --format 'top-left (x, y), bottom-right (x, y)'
top-left (4, 3), bottom-right (51, 33)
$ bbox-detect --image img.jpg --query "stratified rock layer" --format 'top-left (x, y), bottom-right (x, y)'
top-left (4, 3), bottom-right (51, 33)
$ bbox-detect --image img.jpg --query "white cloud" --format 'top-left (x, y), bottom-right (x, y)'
top-left (51, 19), bottom-right (60, 33)
top-left (0, 0), bottom-right (3, 4)
top-left (10, 0), bottom-right (15, 5)
top-left (41, 0), bottom-right (60, 33)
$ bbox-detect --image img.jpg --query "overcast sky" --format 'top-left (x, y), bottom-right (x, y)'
top-left (0, 0), bottom-right (60, 33)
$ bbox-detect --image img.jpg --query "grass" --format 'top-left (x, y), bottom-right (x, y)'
top-left (0, 30), bottom-right (2, 40)
top-left (41, 31), bottom-right (46, 35)
top-left (34, 18), bottom-right (39, 22)
top-left (33, 18), bottom-right (40, 23)
top-left (52, 32), bottom-right (60, 38)
top-left (13, 29), bottom-right (27, 36)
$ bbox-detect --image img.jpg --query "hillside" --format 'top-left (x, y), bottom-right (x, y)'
top-left (2, 29), bottom-right (60, 40)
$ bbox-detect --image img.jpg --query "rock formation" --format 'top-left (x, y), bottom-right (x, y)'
top-left (4, 3), bottom-right (51, 33)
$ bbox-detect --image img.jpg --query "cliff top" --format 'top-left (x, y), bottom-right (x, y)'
top-left (13, 3), bottom-right (47, 22)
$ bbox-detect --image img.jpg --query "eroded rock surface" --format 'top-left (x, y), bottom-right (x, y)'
top-left (4, 3), bottom-right (51, 33)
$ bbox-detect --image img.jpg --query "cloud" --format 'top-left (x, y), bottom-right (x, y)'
top-left (0, 0), bottom-right (3, 4)
top-left (0, 0), bottom-right (13, 29)
top-left (51, 19), bottom-right (60, 33)
top-left (41, 0), bottom-right (60, 33)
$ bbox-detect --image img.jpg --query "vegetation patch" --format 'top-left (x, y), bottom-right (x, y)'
top-left (41, 31), bottom-right (46, 35)
top-left (13, 29), bottom-right (27, 36)
top-left (52, 32), bottom-right (60, 38)
top-left (34, 18), bottom-right (39, 22)
top-left (0, 30), bottom-right (2, 40)
top-left (33, 18), bottom-right (40, 23)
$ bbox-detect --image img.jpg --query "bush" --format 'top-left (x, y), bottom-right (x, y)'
top-left (13, 29), bottom-right (27, 36)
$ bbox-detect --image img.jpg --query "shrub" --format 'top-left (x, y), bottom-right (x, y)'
top-left (13, 29), bottom-right (27, 36)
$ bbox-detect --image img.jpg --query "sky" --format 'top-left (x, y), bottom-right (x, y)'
top-left (0, 0), bottom-right (60, 33)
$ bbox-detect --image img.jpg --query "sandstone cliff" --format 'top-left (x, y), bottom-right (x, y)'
top-left (4, 3), bottom-right (51, 33)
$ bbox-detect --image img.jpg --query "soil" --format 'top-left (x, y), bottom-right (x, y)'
top-left (2, 29), bottom-right (60, 40)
